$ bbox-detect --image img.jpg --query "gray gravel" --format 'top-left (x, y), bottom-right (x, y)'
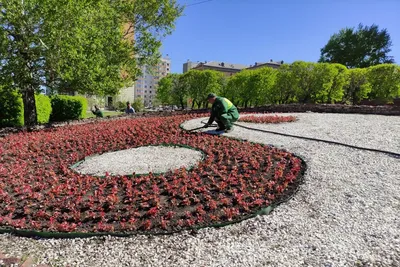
top-left (73, 146), bottom-right (203, 176)
top-left (1, 113), bottom-right (400, 267)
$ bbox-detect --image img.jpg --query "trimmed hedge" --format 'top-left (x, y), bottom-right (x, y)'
top-left (35, 94), bottom-right (52, 124)
top-left (50, 95), bottom-right (88, 122)
top-left (0, 88), bottom-right (52, 127)
top-left (0, 87), bottom-right (24, 127)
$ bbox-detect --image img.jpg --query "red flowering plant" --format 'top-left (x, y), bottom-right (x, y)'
top-left (0, 114), bottom-right (305, 235)
top-left (238, 115), bottom-right (297, 124)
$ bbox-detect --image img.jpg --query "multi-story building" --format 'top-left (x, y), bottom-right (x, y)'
top-left (247, 60), bottom-right (283, 70)
top-left (183, 59), bottom-right (283, 77)
top-left (183, 60), bottom-right (248, 76)
top-left (135, 57), bottom-right (171, 106)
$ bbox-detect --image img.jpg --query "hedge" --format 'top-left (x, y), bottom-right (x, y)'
top-left (0, 89), bottom-right (52, 127)
top-left (50, 95), bottom-right (88, 122)
top-left (0, 87), bottom-right (24, 127)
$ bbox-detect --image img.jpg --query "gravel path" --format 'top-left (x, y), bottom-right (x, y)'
top-left (73, 146), bottom-right (203, 176)
top-left (1, 113), bottom-right (399, 267)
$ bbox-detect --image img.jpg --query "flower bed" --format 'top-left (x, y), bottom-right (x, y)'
top-left (0, 114), bottom-right (305, 236)
top-left (238, 115), bottom-right (297, 124)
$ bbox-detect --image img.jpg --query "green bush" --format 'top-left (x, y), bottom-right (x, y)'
top-left (0, 87), bottom-right (23, 127)
top-left (35, 94), bottom-right (52, 124)
top-left (131, 99), bottom-right (144, 112)
top-left (114, 101), bottom-right (127, 112)
top-left (50, 95), bottom-right (88, 122)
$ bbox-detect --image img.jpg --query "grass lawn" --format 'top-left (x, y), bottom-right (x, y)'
top-left (86, 110), bottom-right (123, 118)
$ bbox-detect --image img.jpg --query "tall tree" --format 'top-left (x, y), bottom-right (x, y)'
top-left (156, 73), bottom-right (188, 109)
top-left (0, 0), bottom-right (182, 126)
top-left (319, 24), bottom-right (394, 68)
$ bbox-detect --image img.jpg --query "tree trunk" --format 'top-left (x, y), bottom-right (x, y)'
top-left (191, 100), bottom-right (195, 109)
top-left (22, 86), bottom-right (37, 127)
top-left (180, 98), bottom-right (185, 109)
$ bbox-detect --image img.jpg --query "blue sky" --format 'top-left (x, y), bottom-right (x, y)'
top-left (161, 0), bottom-right (400, 73)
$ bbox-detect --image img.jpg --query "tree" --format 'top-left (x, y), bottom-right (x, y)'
top-left (186, 70), bottom-right (224, 109)
top-left (157, 75), bottom-right (174, 105)
top-left (367, 64), bottom-right (400, 102)
top-left (272, 64), bottom-right (299, 104)
top-left (0, 0), bottom-right (183, 126)
top-left (156, 73), bottom-right (188, 109)
top-left (343, 68), bottom-right (371, 105)
top-left (255, 67), bottom-right (277, 106)
top-left (319, 24), bottom-right (394, 68)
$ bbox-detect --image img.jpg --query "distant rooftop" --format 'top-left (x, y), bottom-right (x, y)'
top-left (191, 61), bottom-right (248, 70)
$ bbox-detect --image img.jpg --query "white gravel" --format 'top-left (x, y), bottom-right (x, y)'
top-left (1, 113), bottom-right (400, 267)
top-left (72, 146), bottom-right (203, 176)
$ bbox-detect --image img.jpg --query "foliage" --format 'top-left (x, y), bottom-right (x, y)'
top-left (0, 89), bottom-right (52, 126)
top-left (131, 99), bottom-right (144, 112)
top-left (34, 94), bottom-right (52, 124)
top-left (185, 70), bottom-right (225, 108)
top-left (319, 24), bottom-right (394, 68)
top-left (343, 68), bottom-right (371, 105)
top-left (0, 114), bottom-right (304, 233)
top-left (271, 64), bottom-right (298, 104)
top-left (114, 101), bottom-right (128, 112)
top-left (157, 73), bottom-right (188, 108)
top-left (367, 64), bottom-right (400, 102)
top-left (0, 87), bottom-right (23, 127)
top-left (0, 0), bottom-right (183, 126)
top-left (50, 95), bottom-right (87, 122)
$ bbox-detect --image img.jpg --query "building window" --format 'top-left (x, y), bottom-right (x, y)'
top-left (150, 86), bottom-right (152, 89)
top-left (145, 90), bottom-right (147, 93)
top-left (150, 91), bottom-right (152, 94)
top-left (167, 68), bottom-right (169, 71)
top-left (167, 63), bottom-right (170, 66)
top-left (145, 85), bottom-right (147, 88)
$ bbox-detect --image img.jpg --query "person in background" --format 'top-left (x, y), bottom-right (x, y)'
top-left (203, 93), bottom-right (239, 133)
top-left (91, 105), bottom-right (103, 118)
top-left (126, 102), bottom-right (135, 114)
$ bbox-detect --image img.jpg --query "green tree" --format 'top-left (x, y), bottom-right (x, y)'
top-left (343, 68), bottom-right (371, 105)
top-left (367, 64), bottom-right (400, 102)
top-left (0, 0), bottom-right (182, 126)
top-left (156, 73), bottom-right (188, 109)
top-left (225, 72), bottom-right (247, 106)
top-left (290, 61), bottom-right (316, 103)
top-left (272, 64), bottom-right (298, 104)
top-left (319, 24), bottom-right (394, 68)
top-left (255, 67), bottom-right (278, 106)
top-left (157, 75), bottom-right (174, 105)
top-left (186, 70), bottom-right (224, 109)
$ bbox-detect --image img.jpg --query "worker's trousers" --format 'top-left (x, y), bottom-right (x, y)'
top-left (215, 107), bottom-right (239, 129)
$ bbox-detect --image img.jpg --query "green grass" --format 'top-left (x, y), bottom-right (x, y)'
top-left (86, 110), bottom-right (123, 118)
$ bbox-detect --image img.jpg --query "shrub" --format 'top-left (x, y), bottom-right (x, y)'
top-left (114, 101), bottom-right (127, 112)
top-left (367, 64), bottom-right (400, 102)
top-left (50, 95), bottom-right (88, 122)
top-left (35, 94), bottom-right (52, 124)
top-left (0, 87), bottom-right (23, 127)
top-left (131, 99), bottom-right (144, 112)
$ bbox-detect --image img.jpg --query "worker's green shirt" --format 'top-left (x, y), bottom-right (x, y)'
top-left (207, 97), bottom-right (236, 124)
top-left (92, 109), bottom-right (103, 118)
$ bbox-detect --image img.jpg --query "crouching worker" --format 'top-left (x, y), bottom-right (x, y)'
top-left (91, 105), bottom-right (103, 118)
top-left (203, 93), bottom-right (239, 133)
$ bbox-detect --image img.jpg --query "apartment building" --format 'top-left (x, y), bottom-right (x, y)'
top-left (135, 57), bottom-right (171, 106)
top-left (183, 60), bottom-right (247, 76)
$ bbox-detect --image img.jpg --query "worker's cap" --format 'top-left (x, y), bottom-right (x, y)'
top-left (207, 93), bottom-right (217, 99)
